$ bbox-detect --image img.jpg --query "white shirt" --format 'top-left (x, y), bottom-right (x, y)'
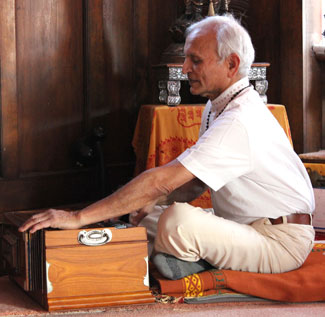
top-left (177, 77), bottom-right (315, 224)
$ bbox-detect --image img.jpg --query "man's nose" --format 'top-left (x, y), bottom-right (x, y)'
top-left (182, 59), bottom-right (191, 74)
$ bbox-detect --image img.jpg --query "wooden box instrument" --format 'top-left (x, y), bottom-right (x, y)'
top-left (2, 210), bottom-right (154, 311)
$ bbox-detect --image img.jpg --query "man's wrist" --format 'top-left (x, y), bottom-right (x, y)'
top-left (74, 210), bottom-right (86, 228)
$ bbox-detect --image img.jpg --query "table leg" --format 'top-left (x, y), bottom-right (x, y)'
top-left (167, 80), bottom-right (181, 106)
top-left (158, 80), bottom-right (168, 104)
top-left (254, 79), bottom-right (269, 104)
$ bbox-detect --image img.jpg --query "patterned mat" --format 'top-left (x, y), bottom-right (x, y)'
top-left (152, 243), bottom-right (325, 303)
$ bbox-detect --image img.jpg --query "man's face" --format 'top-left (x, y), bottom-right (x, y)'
top-left (182, 30), bottom-right (231, 100)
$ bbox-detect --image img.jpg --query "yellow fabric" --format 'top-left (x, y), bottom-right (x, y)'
top-left (132, 104), bottom-right (293, 208)
top-left (304, 163), bottom-right (325, 176)
top-left (267, 104), bottom-right (293, 147)
top-left (132, 105), bottom-right (202, 174)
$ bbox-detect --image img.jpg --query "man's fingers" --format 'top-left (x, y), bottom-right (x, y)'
top-left (129, 211), bottom-right (148, 226)
top-left (29, 214), bottom-right (56, 233)
top-left (19, 217), bottom-right (42, 232)
top-left (19, 209), bottom-right (62, 233)
top-left (19, 215), bottom-right (48, 232)
top-left (28, 220), bottom-right (49, 234)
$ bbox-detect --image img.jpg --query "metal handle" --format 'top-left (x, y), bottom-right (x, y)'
top-left (78, 229), bottom-right (112, 246)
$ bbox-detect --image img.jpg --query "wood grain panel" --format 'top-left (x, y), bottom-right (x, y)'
top-left (280, 0), bottom-right (304, 153)
top-left (0, 169), bottom-right (97, 217)
top-left (47, 291), bottom-right (154, 311)
top-left (0, 0), bottom-right (19, 178)
top-left (46, 242), bottom-right (149, 297)
top-left (86, 0), bottom-right (137, 165)
top-left (0, 0), bottom-right (186, 213)
top-left (134, 0), bottom-right (150, 107)
top-left (247, 0), bottom-right (281, 106)
top-left (16, 0), bottom-right (84, 173)
top-left (302, 0), bottom-right (323, 153)
top-left (249, 0), bottom-right (323, 154)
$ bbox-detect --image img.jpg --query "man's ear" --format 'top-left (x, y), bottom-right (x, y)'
top-left (227, 54), bottom-right (240, 78)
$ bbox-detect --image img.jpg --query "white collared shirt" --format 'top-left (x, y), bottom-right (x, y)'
top-left (177, 77), bottom-right (314, 224)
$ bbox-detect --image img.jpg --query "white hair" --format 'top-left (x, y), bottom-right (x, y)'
top-left (186, 15), bottom-right (255, 78)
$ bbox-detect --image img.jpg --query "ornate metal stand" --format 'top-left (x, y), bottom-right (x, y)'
top-left (248, 63), bottom-right (269, 104)
top-left (154, 62), bottom-right (270, 106)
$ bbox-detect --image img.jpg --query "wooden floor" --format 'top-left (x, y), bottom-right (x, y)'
top-left (1, 275), bottom-right (325, 317)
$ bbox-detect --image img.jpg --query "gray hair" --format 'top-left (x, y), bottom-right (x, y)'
top-left (186, 15), bottom-right (255, 78)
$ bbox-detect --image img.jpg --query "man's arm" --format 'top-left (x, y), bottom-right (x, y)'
top-left (19, 159), bottom-right (196, 233)
top-left (160, 177), bottom-right (208, 205)
top-left (129, 175), bottom-right (207, 226)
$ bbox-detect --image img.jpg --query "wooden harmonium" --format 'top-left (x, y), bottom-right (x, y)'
top-left (2, 210), bottom-right (154, 311)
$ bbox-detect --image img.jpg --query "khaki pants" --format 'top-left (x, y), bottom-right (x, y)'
top-left (140, 202), bottom-right (315, 274)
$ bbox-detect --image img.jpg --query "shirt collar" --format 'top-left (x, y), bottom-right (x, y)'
top-left (210, 77), bottom-right (250, 114)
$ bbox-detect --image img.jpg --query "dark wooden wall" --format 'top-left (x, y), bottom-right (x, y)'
top-left (248, 0), bottom-right (323, 154)
top-left (0, 0), bottom-right (182, 214)
top-left (0, 0), bottom-right (323, 214)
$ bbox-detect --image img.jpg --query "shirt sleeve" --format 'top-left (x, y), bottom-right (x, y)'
top-left (177, 117), bottom-right (253, 192)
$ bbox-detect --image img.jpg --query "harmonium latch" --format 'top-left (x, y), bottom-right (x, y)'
top-left (78, 228), bottom-right (112, 246)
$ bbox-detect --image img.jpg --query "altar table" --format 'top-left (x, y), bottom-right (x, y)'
top-left (132, 104), bottom-right (292, 208)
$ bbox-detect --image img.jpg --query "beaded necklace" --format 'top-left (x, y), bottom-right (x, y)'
top-left (205, 85), bottom-right (251, 131)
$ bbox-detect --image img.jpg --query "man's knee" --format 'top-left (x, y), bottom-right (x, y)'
top-left (156, 202), bottom-right (193, 234)
top-left (154, 203), bottom-right (204, 259)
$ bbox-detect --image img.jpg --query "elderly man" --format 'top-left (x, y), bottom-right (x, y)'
top-left (20, 15), bottom-right (315, 280)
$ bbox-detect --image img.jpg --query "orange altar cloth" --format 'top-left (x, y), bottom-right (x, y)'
top-left (132, 104), bottom-right (292, 208)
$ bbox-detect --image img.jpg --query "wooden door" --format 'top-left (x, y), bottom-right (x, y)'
top-left (0, 0), bottom-right (182, 215)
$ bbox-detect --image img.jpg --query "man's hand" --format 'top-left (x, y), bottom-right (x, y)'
top-left (18, 209), bottom-right (81, 233)
top-left (129, 201), bottom-right (158, 226)
top-left (129, 210), bottom-right (148, 226)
